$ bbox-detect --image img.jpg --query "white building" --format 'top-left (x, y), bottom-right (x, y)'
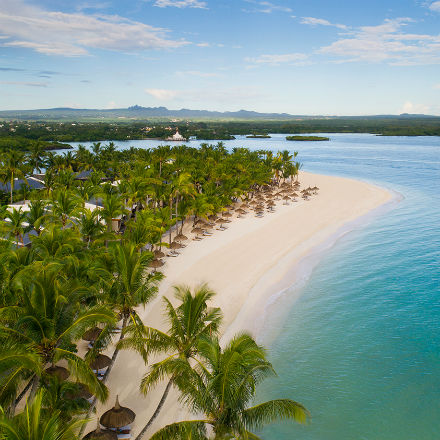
top-left (166, 129), bottom-right (186, 141)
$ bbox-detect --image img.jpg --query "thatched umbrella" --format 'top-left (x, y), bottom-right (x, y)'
top-left (175, 234), bottom-right (188, 242)
top-left (282, 195), bottom-right (290, 205)
top-left (169, 241), bottom-right (182, 250)
top-left (100, 396), bottom-right (136, 429)
top-left (191, 227), bottom-right (203, 234)
top-left (90, 353), bottom-right (112, 371)
top-left (222, 212), bottom-right (232, 218)
top-left (84, 421), bottom-right (118, 440)
top-left (208, 214), bottom-right (218, 221)
top-left (149, 259), bottom-right (164, 269)
top-left (215, 218), bottom-right (224, 225)
top-left (68, 383), bottom-right (93, 400)
top-left (82, 327), bottom-right (102, 342)
top-left (153, 249), bottom-right (165, 259)
top-left (45, 365), bottom-right (70, 381)
top-left (267, 201), bottom-right (275, 207)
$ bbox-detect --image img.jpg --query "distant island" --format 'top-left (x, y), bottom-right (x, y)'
top-left (246, 134), bottom-right (271, 138)
top-left (286, 135), bottom-right (330, 141)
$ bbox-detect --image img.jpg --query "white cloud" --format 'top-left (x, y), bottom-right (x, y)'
top-left (245, 53), bottom-right (308, 65)
top-left (319, 18), bottom-right (440, 65)
top-left (0, 0), bottom-right (187, 57)
top-left (153, 0), bottom-right (207, 8)
top-left (145, 88), bottom-right (179, 100)
top-left (301, 16), bottom-right (348, 30)
top-left (429, 1), bottom-right (440, 12)
top-left (398, 101), bottom-right (430, 114)
top-left (243, 1), bottom-right (292, 14)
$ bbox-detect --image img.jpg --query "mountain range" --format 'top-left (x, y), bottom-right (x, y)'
top-left (0, 106), bottom-right (437, 121)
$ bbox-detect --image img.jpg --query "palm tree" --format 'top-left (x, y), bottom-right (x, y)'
top-left (25, 199), bottom-right (47, 236)
top-left (0, 390), bottom-right (85, 440)
top-left (104, 243), bottom-right (161, 332)
top-left (150, 333), bottom-right (309, 440)
top-left (0, 150), bottom-right (28, 203)
top-left (100, 192), bottom-right (126, 235)
top-left (189, 194), bottom-right (213, 226)
top-left (74, 180), bottom-right (97, 207)
top-left (0, 263), bottom-right (115, 406)
top-left (79, 243), bottom-right (162, 433)
top-left (43, 169), bottom-right (56, 196)
top-left (47, 190), bottom-right (80, 229)
top-left (28, 142), bottom-right (47, 174)
top-left (42, 377), bottom-right (91, 421)
top-left (152, 145), bottom-right (172, 177)
top-left (2, 208), bottom-right (27, 247)
top-left (118, 284), bottom-right (222, 440)
top-left (31, 225), bottom-right (83, 261)
top-left (77, 208), bottom-right (106, 248)
top-left (0, 344), bottom-right (41, 413)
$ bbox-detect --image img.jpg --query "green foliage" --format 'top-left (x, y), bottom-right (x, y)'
top-left (0, 141), bottom-right (308, 436)
top-left (286, 135), bottom-right (330, 141)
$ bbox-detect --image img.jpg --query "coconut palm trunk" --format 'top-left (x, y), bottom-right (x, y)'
top-left (79, 315), bottom-right (128, 437)
top-left (135, 378), bottom-right (173, 440)
top-left (10, 173), bottom-right (14, 204)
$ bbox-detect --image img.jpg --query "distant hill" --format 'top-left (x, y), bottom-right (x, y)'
top-left (0, 106), bottom-right (438, 122)
top-left (0, 106), bottom-right (300, 121)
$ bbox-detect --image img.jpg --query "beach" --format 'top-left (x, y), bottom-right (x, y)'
top-left (88, 171), bottom-right (392, 437)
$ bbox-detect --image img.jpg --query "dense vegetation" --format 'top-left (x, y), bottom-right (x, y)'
top-left (0, 144), bottom-right (307, 439)
top-left (286, 135), bottom-right (330, 141)
top-left (1, 115), bottom-right (439, 153)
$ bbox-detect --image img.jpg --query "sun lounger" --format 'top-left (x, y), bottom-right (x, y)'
top-left (167, 252), bottom-right (178, 257)
top-left (193, 236), bottom-right (203, 241)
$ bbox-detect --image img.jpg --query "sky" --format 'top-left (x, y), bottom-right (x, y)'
top-left (0, 0), bottom-right (440, 115)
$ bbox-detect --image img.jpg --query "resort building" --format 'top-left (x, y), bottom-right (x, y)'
top-left (166, 129), bottom-right (186, 141)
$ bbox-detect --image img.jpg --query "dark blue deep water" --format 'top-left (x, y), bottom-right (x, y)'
top-left (69, 133), bottom-right (440, 439)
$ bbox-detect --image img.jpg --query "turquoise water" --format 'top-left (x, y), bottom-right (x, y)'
top-left (69, 134), bottom-right (440, 439)
top-left (255, 134), bottom-right (440, 440)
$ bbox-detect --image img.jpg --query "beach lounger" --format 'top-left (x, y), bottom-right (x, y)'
top-left (193, 236), bottom-right (203, 241)
top-left (167, 252), bottom-right (178, 257)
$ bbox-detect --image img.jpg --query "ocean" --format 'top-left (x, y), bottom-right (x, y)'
top-left (68, 133), bottom-right (440, 439)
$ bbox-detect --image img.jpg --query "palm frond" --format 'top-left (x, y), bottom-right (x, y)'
top-left (149, 420), bottom-right (208, 440)
top-left (242, 399), bottom-right (310, 430)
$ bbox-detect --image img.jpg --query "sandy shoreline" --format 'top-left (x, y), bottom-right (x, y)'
top-left (87, 171), bottom-right (393, 437)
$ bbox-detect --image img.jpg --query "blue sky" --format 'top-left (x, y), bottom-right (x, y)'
top-left (1, 0), bottom-right (440, 115)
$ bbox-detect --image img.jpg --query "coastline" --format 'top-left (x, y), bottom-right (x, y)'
top-left (88, 171), bottom-right (394, 437)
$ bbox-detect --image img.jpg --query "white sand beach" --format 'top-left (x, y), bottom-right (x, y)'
top-left (87, 172), bottom-right (392, 437)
